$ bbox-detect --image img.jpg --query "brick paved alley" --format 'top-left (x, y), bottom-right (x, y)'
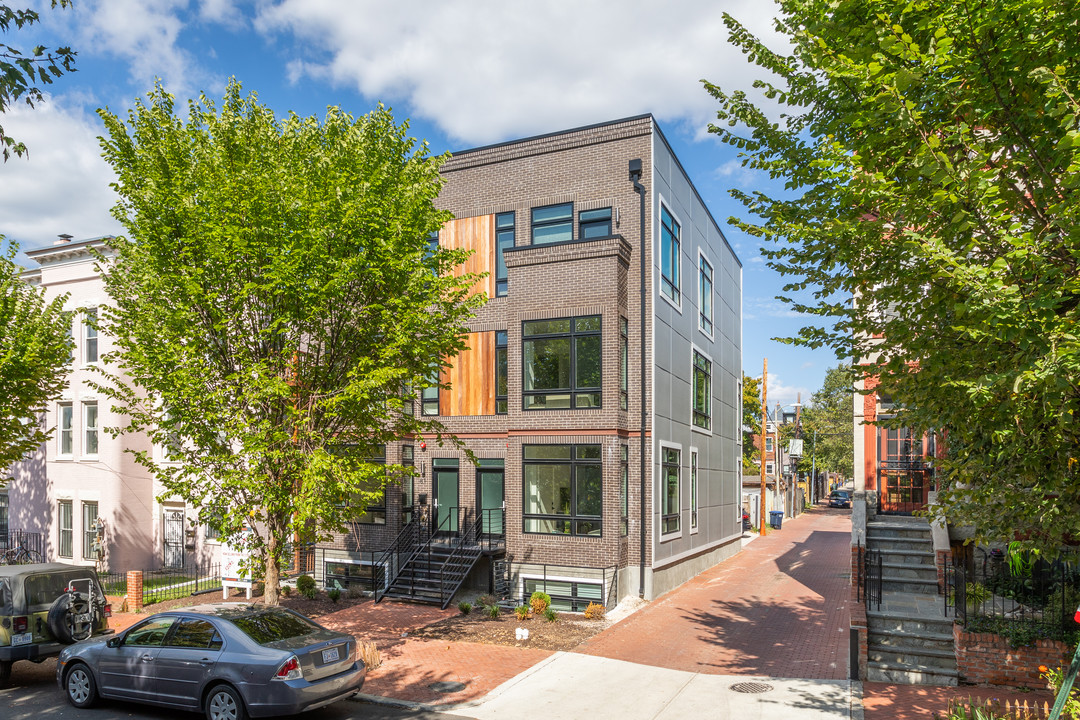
top-left (579, 505), bottom-right (853, 680)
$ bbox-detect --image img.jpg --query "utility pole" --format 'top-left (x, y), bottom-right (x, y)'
top-left (760, 359), bottom-right (768, 536)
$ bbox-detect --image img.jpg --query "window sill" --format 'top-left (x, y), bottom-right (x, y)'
top-left (659, 289), bottom-right (682, 314)
top-left (660, 530), bottom-right (683, 543)
top-left (691, 425), bottom-right (713, 437)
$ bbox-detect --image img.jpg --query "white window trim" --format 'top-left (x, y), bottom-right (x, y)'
top-left (689, 447), bottom-right (700, 534)
top-left (81, 401), bottom-right (99, 460)
top-left (696, 248), bottom-right (715, 341)
top-left (57, 402), bottom-right (74, 459)
top-left (690, 344), bottom-right (714, 436)
top-left (82, 306), bottom-right (100, 367)
top-left (766, 462), bottom-right (775, 475)
top-left (656, 195), bottom-right (683, 314)
top-left (659, 440), bottom-right (683, 542)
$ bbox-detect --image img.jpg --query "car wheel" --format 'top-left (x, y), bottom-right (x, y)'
top-left (65, 663), bottom-right (98, 708)
top-left (205, 684), bottom-right (246, 720)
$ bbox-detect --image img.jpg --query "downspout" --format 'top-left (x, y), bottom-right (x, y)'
top-left (629, 158), bottom-right (646, 599)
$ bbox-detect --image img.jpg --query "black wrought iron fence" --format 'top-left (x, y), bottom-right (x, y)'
top-left (98, 563), bottom-right (223, 606)
top-left (498, 563), bottom-right (619, 611)
top-left (946, 549), bottom-right (1080, 644)
top-left (0, 530), bottom-right (44, 564)
top-left (864, 547), bottom-right (882, 612)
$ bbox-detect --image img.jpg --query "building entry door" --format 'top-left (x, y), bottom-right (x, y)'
top-left (432, 458), bottom-right (459, 536)
top-left (477, 460), bottom-right (504, 536)
top-left (163, 509), bottom-right (185, 568)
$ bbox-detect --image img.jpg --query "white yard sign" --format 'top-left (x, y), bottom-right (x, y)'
top-left (221, 533), bottom-right (254, 599)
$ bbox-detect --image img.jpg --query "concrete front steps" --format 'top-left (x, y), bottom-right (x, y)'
top-left (865, 515), bottom-right (957, 685)
top-left (866, 610), bottom-right (958, 685)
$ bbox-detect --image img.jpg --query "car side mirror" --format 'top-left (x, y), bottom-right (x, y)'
top-left (106, 635), bottom-right (121, 648)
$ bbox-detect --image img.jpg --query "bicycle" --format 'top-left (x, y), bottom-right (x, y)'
top-left (0, 539), bottom-right (44, 565)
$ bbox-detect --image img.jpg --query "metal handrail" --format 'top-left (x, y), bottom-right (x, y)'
top-left (373, 519), bottom-right (427, 602)
top-left (477, 507), bottom-right (506, 553)
top-left (439, 510), bottom-right (482, 608)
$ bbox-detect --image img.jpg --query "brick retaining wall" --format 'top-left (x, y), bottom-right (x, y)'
top-left (953, 624), bottom-right (1069, 688)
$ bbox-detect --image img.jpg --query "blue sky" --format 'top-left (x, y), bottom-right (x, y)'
top-left (1, 0), bottom-right (841, 409)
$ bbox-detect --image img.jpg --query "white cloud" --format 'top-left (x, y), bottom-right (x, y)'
top-left (0, 101), bottom-right (124, 249)
top-left (742, 296), bottom-right (802, 321)
top-left (764, 374), bottom-right (810, 413)
top-left (255, 0), bottom-right (786, 146)
top-left (71, 0), bottom-right (210, 100)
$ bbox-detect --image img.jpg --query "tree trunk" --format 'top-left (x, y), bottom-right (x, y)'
top-left (263, 532), bottom-right (280, 606)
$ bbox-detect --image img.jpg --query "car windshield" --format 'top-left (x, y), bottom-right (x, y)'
top-left (227, 609), bottom-right (321, 645)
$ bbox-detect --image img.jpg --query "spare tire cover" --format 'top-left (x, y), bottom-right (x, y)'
top-left (47, 592), bottom-right (93, 644)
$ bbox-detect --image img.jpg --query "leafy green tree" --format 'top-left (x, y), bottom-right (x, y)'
top-left (742, 373), bottom-right (762, 473)
top-left (1, 1), bottom-right (76, 160)
top-left (0, 238), bottom-right (70, 475)
top-left (95, 80), bottom-right (483, 603)
top-left (707, 0), bottom-right (1080, 552)
top-left (801, 364), bottom-right (855, 480)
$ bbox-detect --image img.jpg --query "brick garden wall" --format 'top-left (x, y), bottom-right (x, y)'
top-left (954, 624), bottom-right (1070, 688)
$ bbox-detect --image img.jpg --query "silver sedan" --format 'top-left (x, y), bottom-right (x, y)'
top-left (56, 603), bottom-right (366, 720)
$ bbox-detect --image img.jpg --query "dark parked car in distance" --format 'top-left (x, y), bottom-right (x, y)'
top-left (57, 603), bottom-right (365, 720)
top-left (828, 490), bottom-right (852, 508)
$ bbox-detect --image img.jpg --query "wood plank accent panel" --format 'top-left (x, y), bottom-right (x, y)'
top-left (440, 331), bottom-right (495, 417)
top-left (439, 214), bottom-right (495, 300)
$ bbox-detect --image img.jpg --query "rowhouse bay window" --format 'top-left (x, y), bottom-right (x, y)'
top-left (523, 444), bottom-right (601, 536)
top-left (662, 447), bottom-right (680, 535)
top-left (495, 212), bottom-right (514, 296)
top-left (660, 206), bottom-right (681, 304)
top-left (522, 316), bottom-right (601, 410)
top-left (692, 351), bottom-right (712, 430)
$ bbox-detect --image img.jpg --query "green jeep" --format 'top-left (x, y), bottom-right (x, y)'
top-left (0, 563), bottom-right (112, 682)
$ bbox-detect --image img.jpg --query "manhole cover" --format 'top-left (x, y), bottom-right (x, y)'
top-left (429, 681), bottom-right (467, 693)
top-left (730, 682), bottom-right (773, 694)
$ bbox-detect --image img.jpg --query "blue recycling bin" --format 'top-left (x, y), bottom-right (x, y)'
top-left (769, 511), bottom-right (784, 530)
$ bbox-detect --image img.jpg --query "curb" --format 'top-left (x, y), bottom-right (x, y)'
top-left (350, 651), bottom-right (566, 713)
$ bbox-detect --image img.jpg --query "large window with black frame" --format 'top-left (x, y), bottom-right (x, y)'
top-left (495, 212), bottom-right (514, 296)
top-left (661, 447), bottom-right (681, 535)
top-left (522, 315), bottom-right (601, 410)
top-left (523, 444), bottom-right (602, 536)
top-left (495, 330), bottom-right (508, 414)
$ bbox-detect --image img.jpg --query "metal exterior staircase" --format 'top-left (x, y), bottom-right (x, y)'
top-left (865, 515), bottom-right (958, 685)
top-left (376, 509), bottom-right (502, 609)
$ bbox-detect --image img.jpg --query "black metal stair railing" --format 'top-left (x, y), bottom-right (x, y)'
top-left (438, 510), bottom-right (483, 609)
top-left (864, 547), bottom-right (883, 611)
top-left (373, 519), bottom-right (428, 603)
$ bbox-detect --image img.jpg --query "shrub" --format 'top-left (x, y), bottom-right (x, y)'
top-left (302, 587), bottom-right (318, 600)
top-left (280, 585), bottom-right (292, 597)
top-left (543, 608), bottom-right (558, 623)
top-left (346, 585), bottom-right (365, 599)
top-left (530, 591), bottom-right (551, 615)
top-left (934, 699), bottom-right (1010, 720)
top-left (1040, 665), bottom-right (1080, 720)
top-left (583, 602), bottom-right (605, 620)
top-left (486, 604), bottom-right (501, 619)
top-left (328, 588), bottom-right (341, 603)
top-left (458, 601), bottom-right (472, 615)
top-left (296, 575), bottom-right (316, 593)
top-left (477, 594), bottom-right (497, 607)
top-left (514, 605), bottom-right (530, 620)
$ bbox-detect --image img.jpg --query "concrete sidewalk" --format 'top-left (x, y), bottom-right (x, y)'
top-left (444, 652), bottom-right (861, 720)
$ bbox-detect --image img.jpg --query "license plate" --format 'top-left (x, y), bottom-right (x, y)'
top-left (74, 613), bottom-right (92, 624)
top-left (321, 646), bottom-right (340, 664)
top-left (11, 632), bottom-right (32, 646)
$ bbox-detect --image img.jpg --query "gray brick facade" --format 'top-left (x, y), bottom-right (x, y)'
top-left (321, 115), bottom-right (742, 604)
